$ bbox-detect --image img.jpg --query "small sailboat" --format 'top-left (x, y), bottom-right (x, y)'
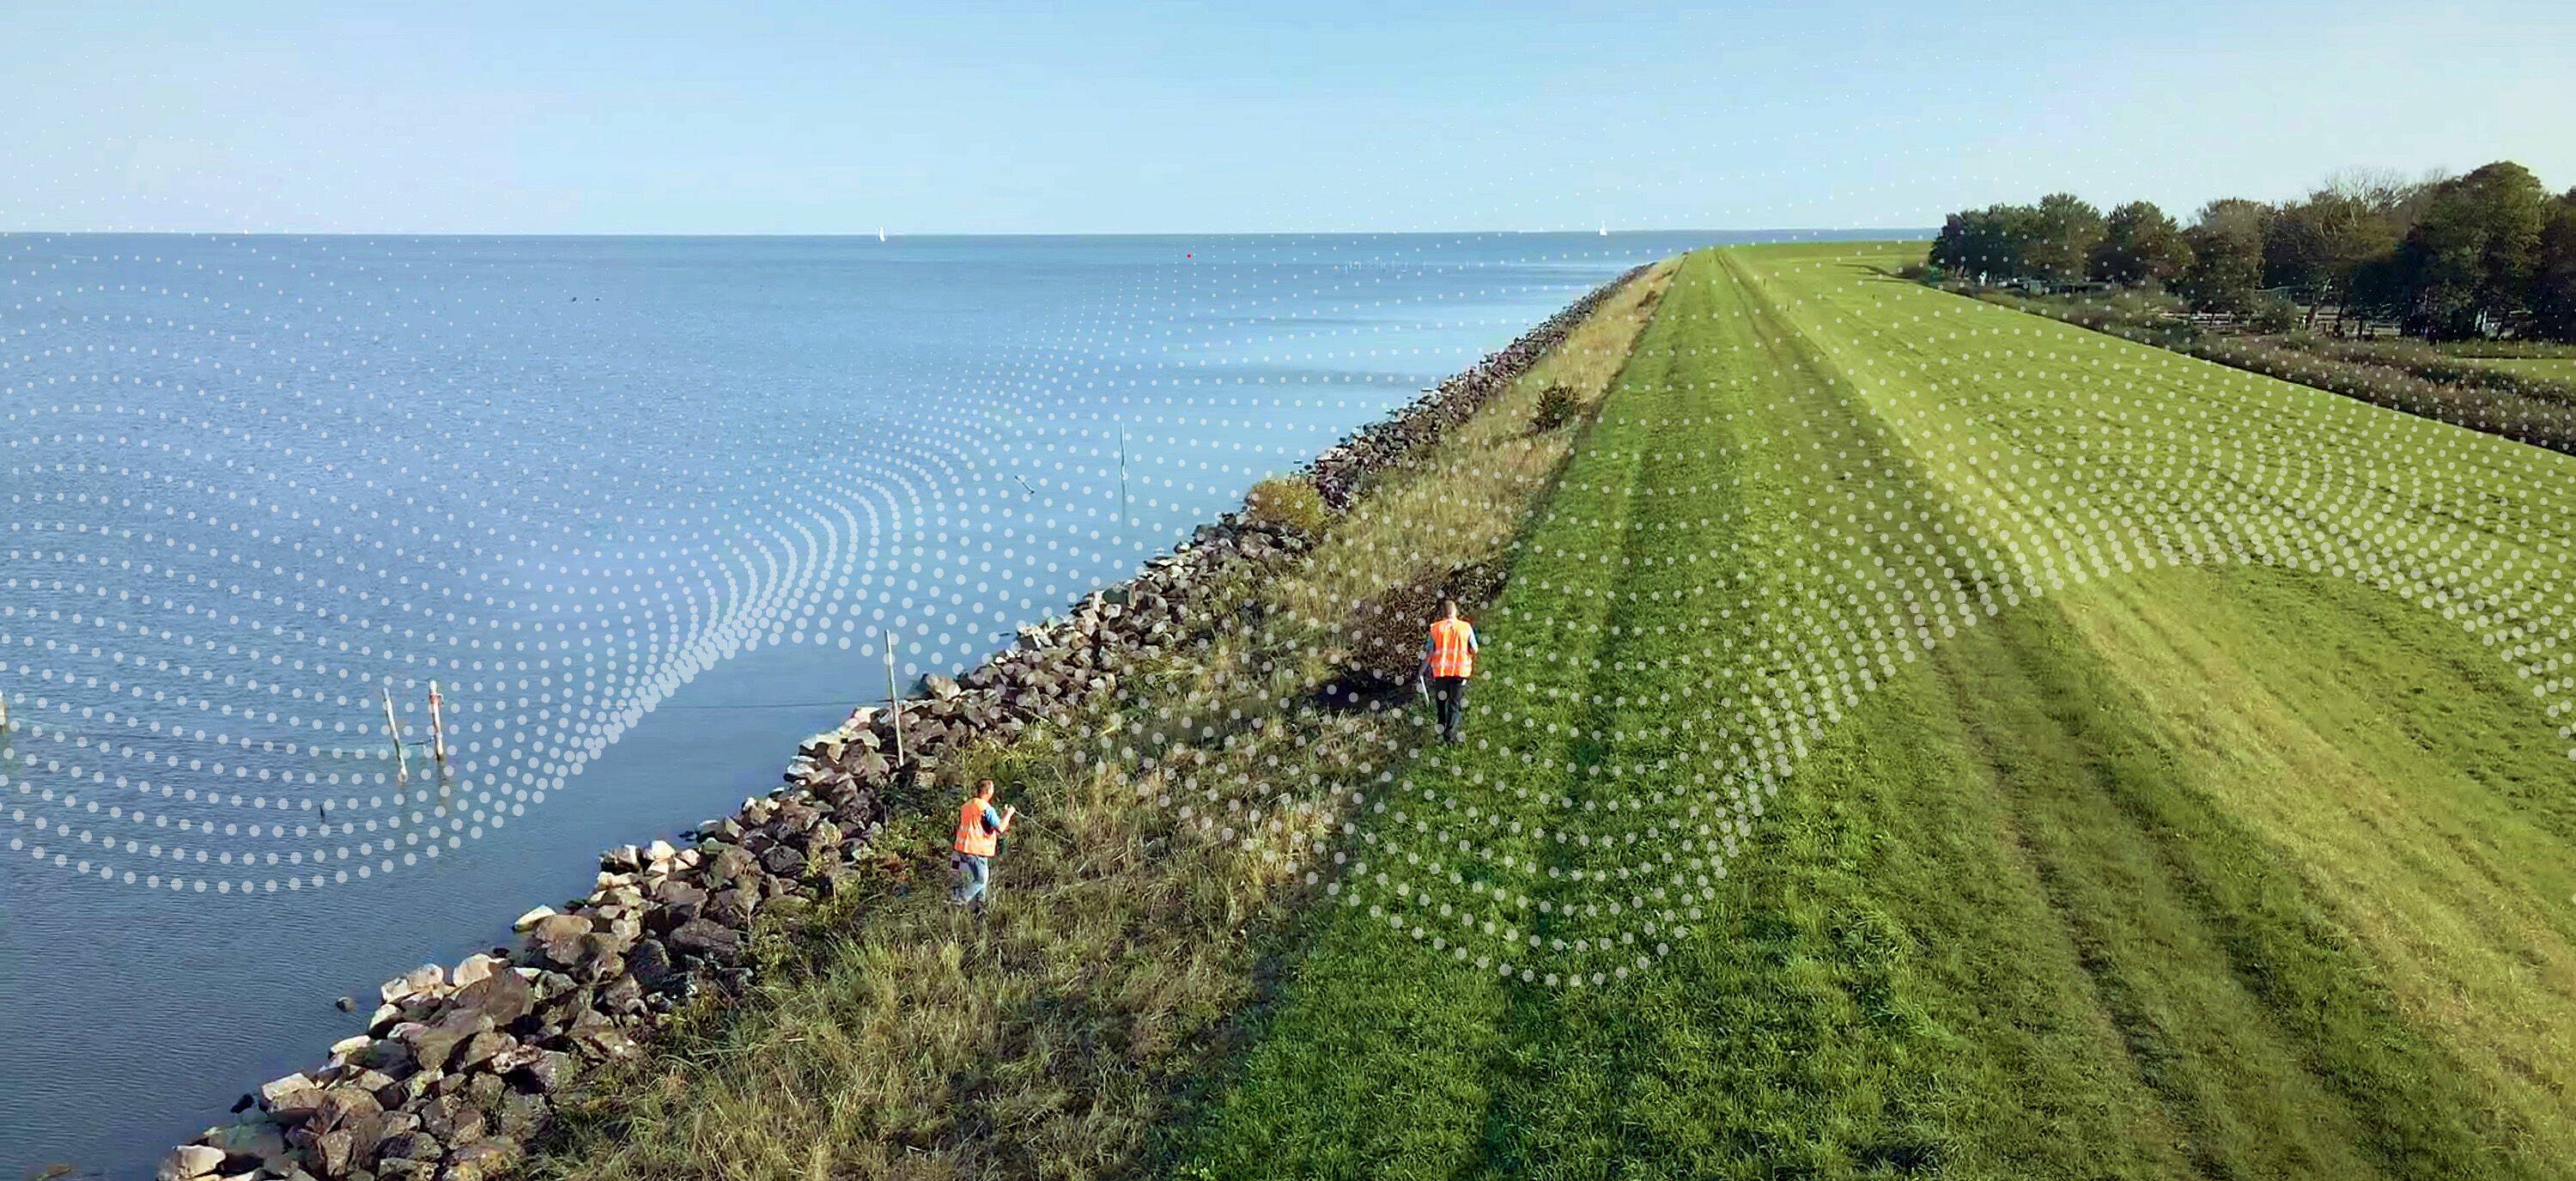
top-left (1597, 222), bottom-right (1608, 237)
top-left (878, 227), bottom-right (887, 242)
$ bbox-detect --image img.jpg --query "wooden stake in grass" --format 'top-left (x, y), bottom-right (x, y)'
top-left (381, 685), bottom-right (410, 784)
top-left (884, 627), bottom-right (907, 770)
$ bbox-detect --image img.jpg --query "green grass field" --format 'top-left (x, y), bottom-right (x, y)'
top-left (1170, 244), bottom-right (2576, 1179)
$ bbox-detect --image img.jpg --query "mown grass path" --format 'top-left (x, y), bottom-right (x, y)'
top-left (1173, 246), bottom-right (2576, 1179)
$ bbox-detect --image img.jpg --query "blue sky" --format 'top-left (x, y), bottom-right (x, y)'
top-left (3, 1), bottom-right (2569, 234)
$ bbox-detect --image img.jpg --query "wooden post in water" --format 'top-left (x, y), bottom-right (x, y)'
top-left (884, 627), bottom-right (906, 769)
top-left (382, 686), bottom-right (410, 784)
top-left (427, 680), bottom-right (449, 768)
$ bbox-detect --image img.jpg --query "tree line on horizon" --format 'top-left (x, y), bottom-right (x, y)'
top-left (1928, 161), bottom-right (2576, 342)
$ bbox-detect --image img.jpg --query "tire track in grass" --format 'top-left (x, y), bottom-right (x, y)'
top-left (2057, 568), bottom-right (2576, 1165)
top-left (1656, 613), bottom-right (2205, 1179)
top-left (1459, 248), bottom-right (2148, 1178)
top-left (1946, 599), bottom-right (2387, 1178)
top-left (1459, 257), bottom-right (1755, 1178)
top-left (1167, 265), bottom-right (1684, 1179)
top-left (1953, 573), bottom-right (2568, 1178)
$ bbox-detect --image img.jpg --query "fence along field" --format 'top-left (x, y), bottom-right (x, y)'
top-left (1172, 243), bottom-right (2576, 1179)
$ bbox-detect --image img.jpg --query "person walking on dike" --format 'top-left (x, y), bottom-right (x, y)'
top-left (1421, 599), bottom-right (1479, 746)
top-left (951, 777), bottom-right (1015, 916)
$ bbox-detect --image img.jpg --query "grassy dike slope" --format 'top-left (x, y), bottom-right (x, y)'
top-left (1175, 245), bottom-right (2576, 1179)
top-left (530, 264), bottom-right (1675, 1180)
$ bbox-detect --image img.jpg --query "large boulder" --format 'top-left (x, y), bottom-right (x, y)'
top-left (442, 1139), bottom-right (518, 1181)
top-left (301, 1129), bottom-right (354, 1179)
top-left (598, 971), bottom-right (646, 1016)
top-left (453, 1029), bottom-right (515, 1072)
top-left (355, 1038), bottom-right (416, 1075)
top-left (380, 964), bottom-right (446, 1006)
top-left (625, 937), bottom-right (678, 992)
top-left (647, 878), bottom-right (707, 918)
top-left (706, 844), bottom-right (760, 888)
top-left (156, 1145), bottom-right (225, 1181)
top-left (667, 917), bottom-right (742, 959)
top-left (402, 1008), bottom-right (495, 1073)
top-left (415, 1093), bottom-right (486, 1146)
top-left (565, 1016), bottom-right (639, 1062)
top-left (704, 887), bottom-right (758, 927)
top-left (521, 912), bottom-right (593, 968)
top-left (200, 1119), bottom-right (289, 1169)
top-left (492, 1089), bottom-right (549, 1140)
top-left (448, 965), bottom-right (535, 1027)
top-left (375, 1129), bottom-right (444, 1166)
top-left (452, 953), bottom-right (509, 988)
top-left (759, 842), bottom-right (807, 877)
top-left (259, 1074), bottom-right (325, 1125)
top-left (308, 1086), bottom-right (386, 1148)
top-left (510, 1050), bottom-right (575, 1094)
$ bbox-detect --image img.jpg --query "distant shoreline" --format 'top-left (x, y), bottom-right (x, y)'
top-left (0, 227), bottom-right (1937, 241)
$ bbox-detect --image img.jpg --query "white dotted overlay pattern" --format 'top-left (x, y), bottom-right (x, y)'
top-left (0, 231), bottom-right (1699, 898)
top-left (34, 225), bottom-right (2545, 1001)
top-left (1229, 252), bottom-right (2576, 990)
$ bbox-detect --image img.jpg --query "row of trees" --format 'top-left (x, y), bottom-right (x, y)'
top-left (1929, 162), bottom-right (2576, 341)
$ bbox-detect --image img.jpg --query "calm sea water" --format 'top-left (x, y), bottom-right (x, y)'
top-left (0, 230), bottom-right (1895, 1175)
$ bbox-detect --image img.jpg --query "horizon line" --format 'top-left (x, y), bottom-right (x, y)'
top-left (0, 225), bottom-right (1939, 240)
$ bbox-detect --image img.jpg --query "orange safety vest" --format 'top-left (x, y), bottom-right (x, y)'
top-left (1427, 618), bottom-right (1475, 679)
top-left (954, 798), bottom-right (998, 857)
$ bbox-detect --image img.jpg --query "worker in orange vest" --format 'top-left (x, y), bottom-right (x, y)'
top-left (1420, 599), bottom-right (1479, 745)
top-left (951, 777), bottom-right (1016, 915)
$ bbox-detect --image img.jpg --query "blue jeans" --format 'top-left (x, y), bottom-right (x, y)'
top-left (952, 852), bottom-right (991, 906)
